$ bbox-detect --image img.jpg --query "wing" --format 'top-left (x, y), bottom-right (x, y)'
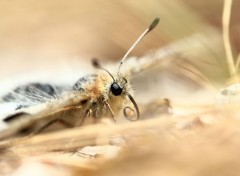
top-left (1, 74), bottom-right (98, 109)
top-left (0, 74), bottom-right (99, 139)
top-left (0, 90), bottom-right (92, 139)
top-left (1, 83), bottom-right (71, 110)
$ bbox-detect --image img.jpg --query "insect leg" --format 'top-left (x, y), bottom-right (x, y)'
top-left (32, 118), bottom-right (74, 135)
top-left (104, 101), bottom-right (116, 122)
top-left (75, 109), bottom-right (91, 126)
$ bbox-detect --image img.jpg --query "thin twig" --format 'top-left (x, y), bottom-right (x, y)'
top-left (235, 53), bottom-right (240, 73)
top-left (222, 0), bottom-right (236, 76)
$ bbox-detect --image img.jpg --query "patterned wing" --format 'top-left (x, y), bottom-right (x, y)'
top-left (1, 83), bottom-right (71, 110)
top-left (0, 74), bottom-right (99, 138)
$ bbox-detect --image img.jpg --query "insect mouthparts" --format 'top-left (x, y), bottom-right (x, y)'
top-left (0, 17), bottom-right (162, 139)
top-left (91, 18), bottom-right (160, 121)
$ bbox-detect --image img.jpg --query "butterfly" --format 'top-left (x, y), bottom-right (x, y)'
top-left (0, 18), bottom-right (160, 139)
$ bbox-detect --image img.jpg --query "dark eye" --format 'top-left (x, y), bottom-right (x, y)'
top-left (111, 82), bottom-right (122, 96)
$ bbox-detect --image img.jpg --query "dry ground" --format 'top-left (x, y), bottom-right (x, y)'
top-left (0, 1), bottom-right (240, 176)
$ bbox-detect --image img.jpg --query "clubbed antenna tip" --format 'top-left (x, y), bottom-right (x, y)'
top-left (149, 17), bottom-right (160, 32)
top-left (117, 17), bottom-right (160, 75)
top-left (92, 58), bottom-right (101, 68)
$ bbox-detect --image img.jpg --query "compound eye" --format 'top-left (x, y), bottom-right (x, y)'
top-left (111, 83), bottom-right (122, 96)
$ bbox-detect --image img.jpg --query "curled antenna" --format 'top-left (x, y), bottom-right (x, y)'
top-left (117, 17), bottom-right (160, 75)
top-left (123, 93), bottom-right (140, 121)
top-left (92, 58), bottom-right (115, 81)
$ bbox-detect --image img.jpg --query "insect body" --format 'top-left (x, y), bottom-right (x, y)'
top-left (0, 18), bottom-right (160, 137)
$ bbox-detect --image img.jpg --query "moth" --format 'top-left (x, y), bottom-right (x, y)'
top-left (0, 18), bottom-right (160, 139)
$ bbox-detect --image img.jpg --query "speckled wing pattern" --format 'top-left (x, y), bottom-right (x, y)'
top-left (2, 83), bottom-right (69, 110)
top-left (0, 74), bottom-right (100, 139)
top-left (1, 74), bottom-right (98, 110)
top-left (0, 74), bottom-right (98, 124)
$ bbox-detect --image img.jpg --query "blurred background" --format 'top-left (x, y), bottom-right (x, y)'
top-left (0, 0), bottom-right (240, 103)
